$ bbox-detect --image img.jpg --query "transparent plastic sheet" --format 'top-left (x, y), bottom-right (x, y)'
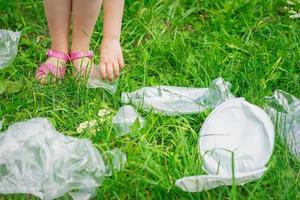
top-left (121, 77), bottom-right (234, 116)
top-left (103, 148), bottom-right (127, 175)
top-left (265, 90), bottom-right (300, 160)
top-left (112, 105), bottom-right (145, 137)
top-left (0, 30), bottom-right (21, 69)
top-left (0, 118), bottom-right (126, 200)
top-left (87, 64), bottom-right (118, 94)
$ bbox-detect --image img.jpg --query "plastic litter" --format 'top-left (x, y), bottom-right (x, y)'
top-left (0, 29), bottom-right (21, 69)
top-left (265, 90), bottom-right (300, 160)
top-left (103, 148), bottom-right (127, 175)
top-left (176, 98), bottom-right (274, 192)
top-left (112, 105), bottom-right (145, 136)
top-left (0, 118), bottom-right (126, 200)
top-left (121, 77), bottom-right (234, 116)
top-left (87, 64), bottom-right (118, 94)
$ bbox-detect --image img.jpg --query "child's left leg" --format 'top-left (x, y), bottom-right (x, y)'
top-left (71, 0), bottom-right (103, 77)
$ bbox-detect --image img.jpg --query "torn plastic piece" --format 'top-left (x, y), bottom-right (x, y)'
top-left (265, 90), bottom-right (300, 160)
top-left (112, 105), bottom-right (145, 136)
top-left (176, 168), bottom-right (266, 192)
top-left (0, 30), bottom-right (21, 69)
top-left (176, 98), bottom-right (274, 192)
top-left (0, 118), bottom-right (126, 200)
top-left (103, 148), bottom-right (127, 176)
top-left (87, 64), bottom-right (118, 94)
top-left (121, 77), bottom-right (234, 116)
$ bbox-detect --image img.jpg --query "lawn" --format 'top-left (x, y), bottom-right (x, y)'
top-left (0, 0), bottom-right (300, 199)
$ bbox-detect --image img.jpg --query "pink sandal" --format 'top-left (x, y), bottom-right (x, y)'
top-left (69, 50), bottom-right (94, 76)
top-left (36, 50), bottom-right (69, 81)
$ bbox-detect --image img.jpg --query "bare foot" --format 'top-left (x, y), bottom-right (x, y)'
top-left (37, 57), bottom-right (67, 84)
top-left (71, 57), bottom-right (93, 79)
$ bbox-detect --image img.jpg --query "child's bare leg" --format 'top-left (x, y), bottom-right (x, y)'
top-left (71, 0), bottom-right (103, 76)
top-left (39, 0), bottom-right (71, 83)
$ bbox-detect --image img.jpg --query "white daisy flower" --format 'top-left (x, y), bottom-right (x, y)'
top-left (97, 109), bottom-right (111, 117)
top-left (77, 126), bottom-right (83, 133)
top-left (89, 119), bottom-right (97, 127)
top-left (79, 121), bottom-right (89, 129)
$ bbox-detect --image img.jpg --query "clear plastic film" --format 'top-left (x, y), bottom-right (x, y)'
top-left (265, 90), bottom-right (300, 160)
top-left (0, 118), bottom-right (126, 200)
top-left (112, 105), bottom-right (145, 137)
top-left (121, 77), bottom-right (234, 116)
top-left (0, 30), bottom-right (21, 69)
top-left (87, 64), bottom-right (118, 94)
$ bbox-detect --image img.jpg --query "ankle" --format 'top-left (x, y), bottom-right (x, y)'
top-left (50, 45), bottom-right (69, 54)
top-left (71, 43), bottom-right (90, 53)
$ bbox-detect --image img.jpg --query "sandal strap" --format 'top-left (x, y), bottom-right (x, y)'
top-left (69, 50), bottom-right (94, 60)
top-left (47, 49), bottom-right (69, 61)
top-left (36, 63), bottom-right (66, 79)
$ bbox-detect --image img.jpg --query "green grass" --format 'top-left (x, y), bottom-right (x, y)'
top-left (0, 0), bottom-right (300, 199)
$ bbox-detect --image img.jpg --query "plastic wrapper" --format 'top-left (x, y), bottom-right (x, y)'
top-left (121, 77), bottom-right (234, 116)
top-left (87, 64), bottom-right (118, 94)
top-left (0, 118), bottom-right (126, 200)
top-left (112, 105), bottom-right (145, 136)
top-left (265, 90), bottom-right (300, 160)
top-left (0, 30), bottom-right (21, 69)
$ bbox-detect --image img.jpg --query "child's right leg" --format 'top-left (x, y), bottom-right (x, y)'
top-left (36, 0), bottom-right (71, 83)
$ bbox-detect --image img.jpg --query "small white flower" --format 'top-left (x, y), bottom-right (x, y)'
top-left (89, 119), bottom-right (97, 127)
top-left (79, 121), bottom-right (89, 129)
top-left (77, 126), bottom-right (83, 133)
top-left (97, 109), bottom-right (111, 117)
top-left (97, 109), bottom-right (106, 117)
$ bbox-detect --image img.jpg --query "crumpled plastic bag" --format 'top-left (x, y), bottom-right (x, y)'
top-left (112, 105), bottom-right (145, 136)
top-left (0, 30), bottom-right (21, 69)
top-left (265, 90), bottom-right (300, 160)
top-left (0, 118), bottom-right (126, 200)
top-left (121, 77), bottom-right (234, 116)
top-left (87, 64), bottom-right (118, 94)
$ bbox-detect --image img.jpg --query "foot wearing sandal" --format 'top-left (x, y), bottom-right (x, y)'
top-left (36, 50), bottom-right (69, 84)
top-left (69, 51), bottom-right (94, 79)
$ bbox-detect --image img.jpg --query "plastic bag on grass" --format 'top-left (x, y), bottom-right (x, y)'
top-left (0, 118), bottom-right (126, 200)
top-left (112, 105), bottom-right (145, 137)
top-left (87, 64), bottom-right (118, 94)
top-left (265, 90), bottom-right (300, 160)
top-left (0, 30), bottom-right (21, 69)
top-left (121, 77), bottom-right (234, 116)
